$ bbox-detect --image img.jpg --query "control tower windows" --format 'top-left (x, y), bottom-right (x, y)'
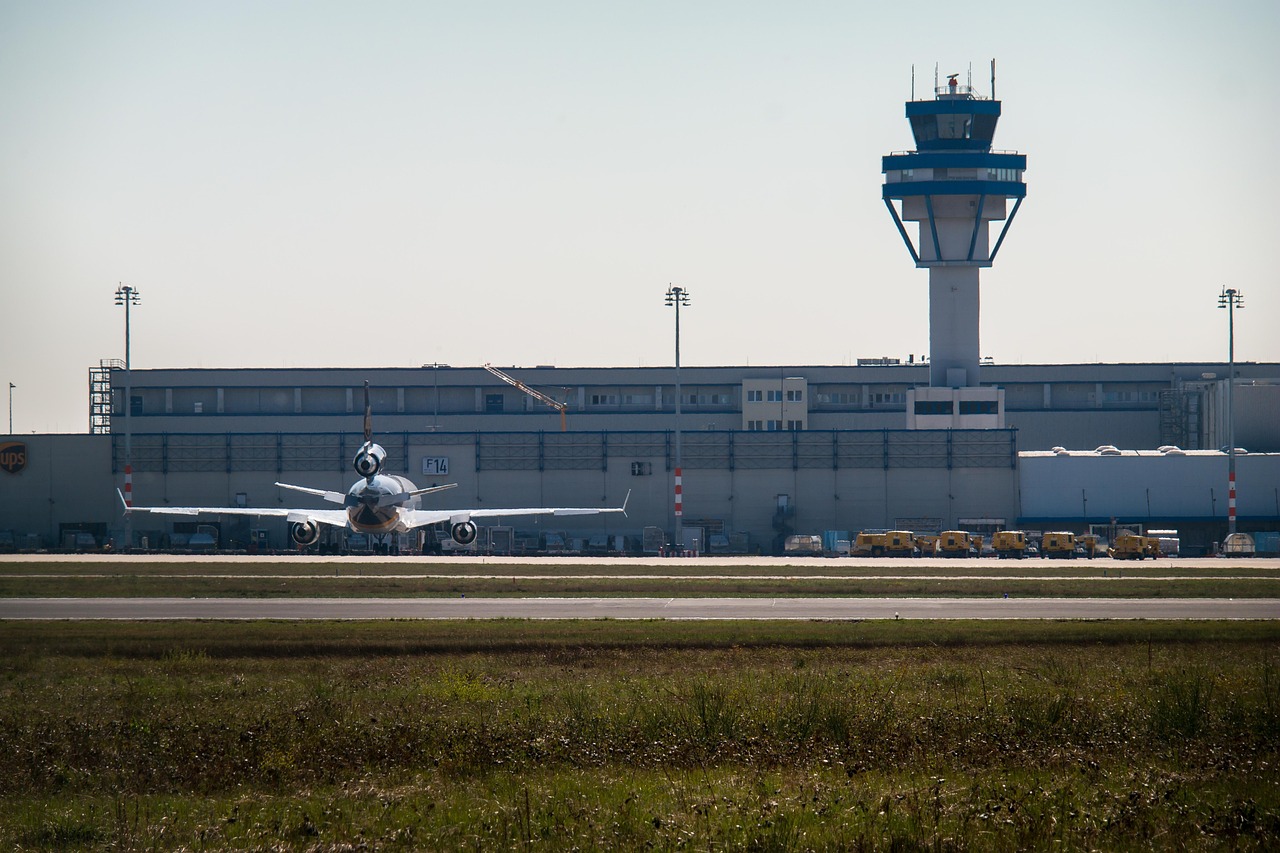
top-left (909, 114), bottom-right (998, 147)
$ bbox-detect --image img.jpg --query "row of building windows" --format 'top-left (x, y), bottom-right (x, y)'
top-left (745, 420), bottom-right (804, 431)
top-left (746, 389), bottom-right (805, 403)
top-left (914, 400), bottom-right (1000, 416)
top-left (1103, 391), bottom-right (1160, 403)
top-left (885, 167), bottom-right (1022, 183)
top-left (115, 384), bottom-right (1169, 417)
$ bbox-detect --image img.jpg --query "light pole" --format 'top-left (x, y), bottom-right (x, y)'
top-left (665, 285), bottom-right (690, 551)
top-left (7, 383), bottom-right (12, 434)
top-left (1218, 289), bottom-right (1239, 535)
top-left (115, 284), bottom-right (141, 549)
top-left (1218, 286), bottom-right (1239, 537)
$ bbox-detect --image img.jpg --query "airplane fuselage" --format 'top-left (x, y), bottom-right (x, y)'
top-left (344, 473), bottom-right (422, 534)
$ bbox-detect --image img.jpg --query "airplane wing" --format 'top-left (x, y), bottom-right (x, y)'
top-left (118, 490), bottom-right (348, 528)
top-left (401, 491), bottom-right (630, 530)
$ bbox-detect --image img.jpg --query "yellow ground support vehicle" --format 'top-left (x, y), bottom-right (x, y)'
top-left (1041, 531), bottom-right (1077, 558)
top-left (991, 530), bottom-right (1028, 559)
top-left (1143, 536), bottom-right (1161, 559)
top-left (913, 534), bottom-right (939, 557)
top-left (1107, 533), bottom-right (1148, 560)
top-left (852, 532), bottom-right (886, 557)
top-left (883, 530), bottom-right (916, 556)
top-left (1076, 534), bottom-right (1100, 559)
top-left (937, 530), bottom-right (972, 557)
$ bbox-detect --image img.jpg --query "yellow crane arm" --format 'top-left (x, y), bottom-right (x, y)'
top-left (482, 364), bottom-right (568, 431)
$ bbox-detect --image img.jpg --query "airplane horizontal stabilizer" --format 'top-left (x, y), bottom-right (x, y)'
top-left (408, 483), bottom-right (458, 498)
top-left (275, 482), bottom-right (346, 504)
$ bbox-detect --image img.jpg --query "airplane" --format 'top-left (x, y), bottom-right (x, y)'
top-left (120, 381), bottom-right (629, 548)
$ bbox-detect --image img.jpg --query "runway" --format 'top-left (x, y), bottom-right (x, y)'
top-left (2, 596), bottom-right (1277, 620)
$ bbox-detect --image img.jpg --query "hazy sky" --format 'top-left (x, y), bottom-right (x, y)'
top-left (2, 0), bottom-right (1277, 432)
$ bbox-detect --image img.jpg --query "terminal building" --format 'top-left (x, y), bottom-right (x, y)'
top-left (2, 67), bottom-right (1277, 555)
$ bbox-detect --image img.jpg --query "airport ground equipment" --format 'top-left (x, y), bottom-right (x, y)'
top-left (1041, 531), bottom-right (1077, 558)
top-left (884, 530), bottom-right (916, 556)
top-left (853, 532), bottom-right (887, 557)
top-left (1108, 533), bottom-right (1149, 560)
top-left (1143, 536), bottom-right (1161, 559)
top-left (938, 530), bottom-right (972, 557)
top-left (991, 529), bottom-right (1027, 559)
top-left (1076, 533), bottom-right (1100, 559)
top-left (914, 533), bottom-right (940, 556)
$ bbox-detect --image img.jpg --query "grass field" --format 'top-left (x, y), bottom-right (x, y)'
top-left (1, 620), bottom-right (1277, 850)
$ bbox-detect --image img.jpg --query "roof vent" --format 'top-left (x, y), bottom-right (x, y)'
top-left (1051, 446), bottom-right (1068, 455)
top-left (1095, 445), bottom-right (1121, 456)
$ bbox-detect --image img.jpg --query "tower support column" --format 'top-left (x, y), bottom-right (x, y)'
top-left (928, 266), bottom-right (981, 388)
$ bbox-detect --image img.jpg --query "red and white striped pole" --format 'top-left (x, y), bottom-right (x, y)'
top-left (1228, 469), bottom-right (1236, 531)
top-left (123, 463), bottom-right (133, 508)
top-left (1219, 287), bottom-right (1244, 541)
top-left (674, 467), bottom-right (683, 520)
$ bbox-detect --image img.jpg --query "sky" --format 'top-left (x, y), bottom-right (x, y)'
top-left (2, 0), bottom-right (1277, 433)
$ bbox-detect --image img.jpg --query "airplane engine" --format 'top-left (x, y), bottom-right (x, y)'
top-left (289, 520), bottom-right (322, 547)
top-left (450, 520), bottom-right (478, 545)
top-left (353, 442), bottom-right (387, 478)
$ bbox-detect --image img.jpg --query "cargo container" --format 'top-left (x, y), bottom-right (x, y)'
top-left (1253, 531), bottom-right (1280, 556)
top-left (1222, 533), bottom-right (1255, 557)
top-left (823, 530), bottom-right (851, 554)
top-left (784, 534), bottom-right (823, 555)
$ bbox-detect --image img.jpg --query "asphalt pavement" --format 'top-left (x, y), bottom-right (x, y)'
top-left (2, 596), bottom-right (1277, 620)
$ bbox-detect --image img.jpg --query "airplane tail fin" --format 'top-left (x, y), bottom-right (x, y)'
top-left (362, 380), bottom-right (373, 443)
top-left (116, 488), bottom-right (134, 514)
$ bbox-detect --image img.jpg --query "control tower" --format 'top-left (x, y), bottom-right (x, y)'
top-left (882, 64), bottom-right (1025, 429)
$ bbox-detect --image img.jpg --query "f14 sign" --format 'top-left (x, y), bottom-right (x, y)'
top-left (421, 457), bottom-right (449, 476)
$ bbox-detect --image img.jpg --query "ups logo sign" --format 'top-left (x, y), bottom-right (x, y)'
top-left (0, 442), bottom-right (27, 474)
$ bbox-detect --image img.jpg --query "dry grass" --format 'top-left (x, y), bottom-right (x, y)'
top-left (0, 620), bottom-right (1277, 849)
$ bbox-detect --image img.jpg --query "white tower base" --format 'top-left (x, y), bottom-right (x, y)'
top-left (907, 386), bottom-right (1005, 430)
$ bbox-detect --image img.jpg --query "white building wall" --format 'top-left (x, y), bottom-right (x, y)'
top-left (1019, 450), bottom-right (1280, 521)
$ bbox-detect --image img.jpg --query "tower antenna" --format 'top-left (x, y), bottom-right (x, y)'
top-left (911, 64), bottom-right (915, 100)
top-left (990, 58), bottom-right (996, 99)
